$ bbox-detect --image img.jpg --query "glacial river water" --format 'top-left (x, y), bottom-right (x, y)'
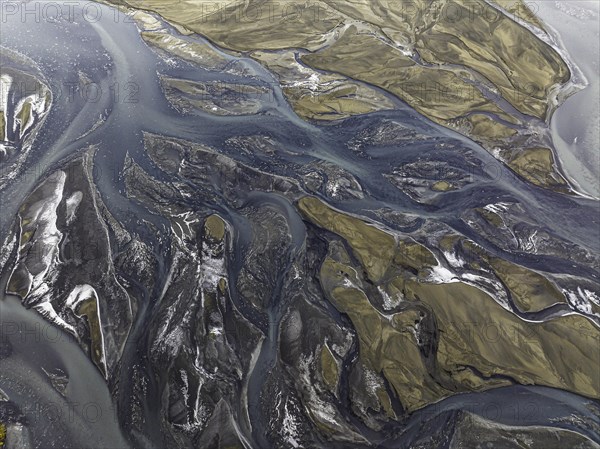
top-left (0, 1), bottom-right (599, 447)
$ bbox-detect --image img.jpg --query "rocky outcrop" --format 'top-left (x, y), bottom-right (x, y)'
top-left (6, 153), bottom-right (133, 377)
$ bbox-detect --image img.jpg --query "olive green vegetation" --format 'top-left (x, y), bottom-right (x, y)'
top-left (464, 114), bottom-right (518, 140)
top-left (300, 196), bottom-right (599, 412)
top-left (121, 0), bottom-right (341, 51)
top-left (298, 196), bottom-right (397, 282)
top-left (320, 241), bottom-right (599, 412)
top-left (413, 1), bottom-right (568, 119)
top-left (431, 180), bottom-right (454, 192)
top-left (285, 83), bottom-right (392, 121)
top-left (114, 0), bottom-right (573, 191)
top-left (16, 100), bottom-right (32, 137)
top-left (252, 50), bottom-right (394, 120)
top-left (321, 252), bottom-right (447, 411)
top-left (320, 343), bottom-right (340, 392)
top-left (405, 279), bottom-right (599, 400)
top-left (77, 297), bottom-right (107, 377)
top-left (488, 257), bottom-right (566, 312)
top-left (0, 111), bottom-right (6, 141)
top-left (204, 214), bottom-right (226, 242)
top-left (375, 384), bottom-right (396, 419)
top-left (298, 196), bottom-right (435, 282)
top-left (303, 25), bottom-right (513, 124)
top-left (0, 423), bottom-right (5, 447)
top-left (140, 31), bottom-right (231, 69)
top-left (116, 0), bottom-right (567, 122)
top-left (447, 235), bottom-right (567, 313)
top-left (508, 147), bottom-right (567, 189)
top-left (477, 207), bottom-right (504, 228)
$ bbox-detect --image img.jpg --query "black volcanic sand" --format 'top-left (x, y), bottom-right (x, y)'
top-left (0, 2), bottom-right (599, 448)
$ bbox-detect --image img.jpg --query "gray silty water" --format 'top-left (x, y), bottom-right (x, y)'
top-left (1, 1), bottom-right (599, 448)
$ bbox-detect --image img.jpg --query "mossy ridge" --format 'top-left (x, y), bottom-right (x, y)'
top-left (325, 256), bottom-right (600, 410)
top-left (123, 0), bottom-right (343, 51)
top-left (141, 31), bottom-right (232, 69)
top-left (15, 100), bottom-right (32, 137)
top-left (320, 252), bottom-right (448, 412)
top-left (204, 214), bottom-right (226, 242)
top-left (253, 49), bottom-right (394, 121)
top-left (298, 196), bottom-right (396, 282)
top-left (0, 111), bottom-right (6, 141)
top-left (462, 113), bottom-right (518, 140)
top-left (160, 76), bottom-right (269, 116)
top-left (319, 243), bottom-right (509, 412)
top-left (404, 279), bottom-right (600, 400)
top-left (76, 295), bottom-right (107, 377)
top-left (416, 0), bottom-right (568, 119)
top-left (298, 196), bottom-right (435, 283)
top-left (375, 385), bottom-right (396, 419)
top-left (431, 180), bottom-right (454, 192)
top-left (302, 26), bottom-right (513, 125)
top-left (488, 256), bottom-right (566, 312)
top-left (320, 343), bottom-right (340, 392)
top-left (121, 0), bottom-right (573, 192)
top-left (286, 85), bottom-right (392, 121)
top-left (119, 0), bottom-right (567, 123)
top-left (508, 147), bottom-right (567, 189)
top-left (476, 207), bottom-right (504, 228)
top-left (442, 234), bottom-right (567, 313)
top-left (309, 202), bottom-right (599, 411)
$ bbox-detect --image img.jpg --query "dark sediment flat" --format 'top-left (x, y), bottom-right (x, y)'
top-left (0, 2), bottom-right (599, 449)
